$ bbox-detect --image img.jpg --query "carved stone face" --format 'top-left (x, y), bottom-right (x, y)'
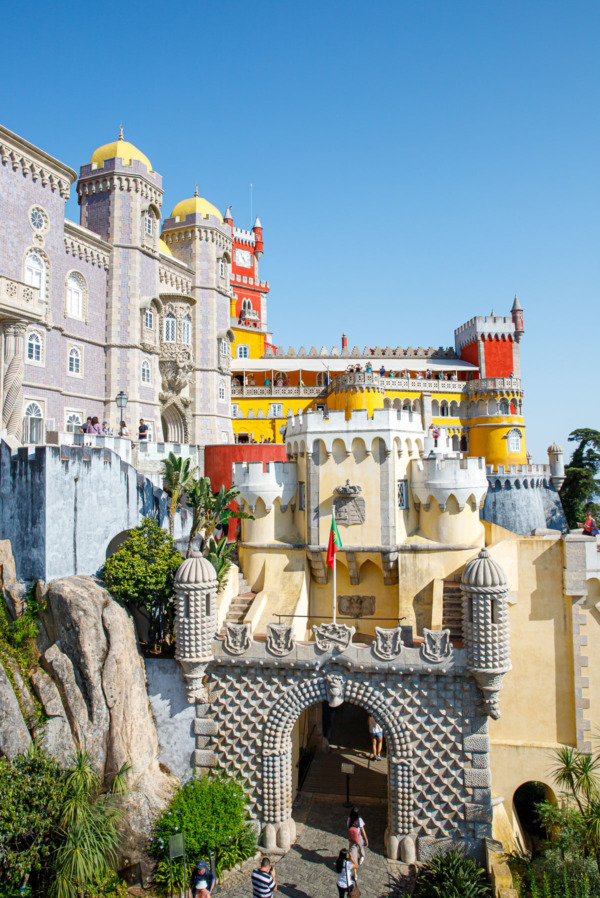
top-left (325, 672), bottom-right (345, 708)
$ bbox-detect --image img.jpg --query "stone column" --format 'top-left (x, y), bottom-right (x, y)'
top-left (2, 320), bottom-right (27, 441)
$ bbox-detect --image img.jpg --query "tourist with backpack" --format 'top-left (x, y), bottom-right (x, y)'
top-left (347, 806), bottom-right (368, 865)
top-left (335, 848), bottom-right (358, 898)
top-left (189, 859), bottom-right (215, 898)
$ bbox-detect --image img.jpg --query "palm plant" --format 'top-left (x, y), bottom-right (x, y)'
top-left (161, 452), bottom-right (198, 535)
top-left (185, 477), bottom-right (253, 558)
top-left (205, 535), bottom-right (235, 589)
top-left (52, 750), bottom-right (130, 898)
top-left (550, 745), bottom-right (600, 876)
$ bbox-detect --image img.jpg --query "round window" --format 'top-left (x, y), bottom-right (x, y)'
top-left (30, 208), bottom-right (47, 231)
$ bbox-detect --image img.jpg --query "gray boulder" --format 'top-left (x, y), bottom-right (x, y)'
top-left (30, 667), bottom-right (76, 765)
top-left (0, 661), bottom-right (31, 758)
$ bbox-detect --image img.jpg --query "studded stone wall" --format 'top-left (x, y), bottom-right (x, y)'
top-left (205, 639), bottom-right (491, 855)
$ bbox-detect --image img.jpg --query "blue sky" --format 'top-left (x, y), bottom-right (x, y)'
top-left (3, 0), bottom-right (598, 461)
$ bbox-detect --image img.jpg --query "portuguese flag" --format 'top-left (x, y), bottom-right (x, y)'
top-left (326, 511), bottom-right (342, 568)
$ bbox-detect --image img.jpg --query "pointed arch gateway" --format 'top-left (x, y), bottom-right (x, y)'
top-left (161, 402), bottom-right (187, 442)
top-left (261, 671), bottom-right (413, 856)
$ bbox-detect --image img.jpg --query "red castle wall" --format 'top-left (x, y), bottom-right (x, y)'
top-left (460, 341), bottom-right (480, 368)
top-left (483, 335), bottom-right (514, 377)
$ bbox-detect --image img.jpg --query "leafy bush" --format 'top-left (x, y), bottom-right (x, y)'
top-left (150, 770), bottom-right (257, 891)
top-left (101, 517), bottom-right (183, 645)
top-left (0, 747), bottom-right (67, 895)
top-left (415, 848), bottom-right (491, 897)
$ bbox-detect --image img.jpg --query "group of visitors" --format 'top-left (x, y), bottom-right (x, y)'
top-left (78, 417), bottom-right (150, 440)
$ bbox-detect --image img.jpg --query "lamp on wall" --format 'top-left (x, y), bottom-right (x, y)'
top-left (115, 391), bottom-right (128, 436)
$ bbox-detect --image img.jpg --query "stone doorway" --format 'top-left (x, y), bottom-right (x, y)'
top-left (301, 702), bottom-right (388, 803)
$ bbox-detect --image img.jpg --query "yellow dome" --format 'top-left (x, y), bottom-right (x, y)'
top-left (158, 238), bottom-right (172, 256)
top-left (91, 128), bottom-right (152, 172)
top-left (171, 187), bottom-right (223, 223)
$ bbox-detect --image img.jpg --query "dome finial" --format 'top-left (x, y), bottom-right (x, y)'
top-left (118, 123), bottom-right (124, 141)
top-left (194, 184), bottom-right (199, 197)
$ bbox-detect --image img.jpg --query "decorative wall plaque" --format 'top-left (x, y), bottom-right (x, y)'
top-left (324, 671), bottom-right (346, 707)
top-left (312, 622), bottom-right (356, 653)
top-left (333, 479), bottom-right (366, 525)
top-left (337, 595), bottom-right (376, 618)
top-left (420, 628), bottom-right (452, 663)
top-left (224, 622), bottom-right (252, 655)
top-left (373, 626), bottom-right (403, 660)
top-left (266, 623), bottom-right (294, 657)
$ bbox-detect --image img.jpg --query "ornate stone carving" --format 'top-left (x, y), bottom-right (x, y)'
top-left (338, 595), bottom-right (375, 618)
top-left (312, 622), bottom-right (355, 653)
top-left (179, 660), bottom-right (209, 702)
top-left (266, 623), bottom-right (294, 657)
top-left (420, 628), bottom-right (452, 663)
top-left (373, 626), bottom-right (404, 661)
top-left (324, 671), bottom-right (346, 707)
top-left (333, 479), bottom-right (366, 524)
top-left (2, 321), bottom-right (27, 440)
top-left (224, 622), bottom-right (252, 655)
top-left (159, 355), bottom-right (193, 400)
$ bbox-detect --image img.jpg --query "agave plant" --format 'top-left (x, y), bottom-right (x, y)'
top-left (416, 848), bottom-right (491, 898)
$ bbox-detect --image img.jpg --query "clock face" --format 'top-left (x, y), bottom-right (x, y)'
top-left (235, 249), bottom-right (252, 269)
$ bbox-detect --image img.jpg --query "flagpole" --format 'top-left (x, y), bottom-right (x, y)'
top-left (332, 505), bottom-right (337, 625)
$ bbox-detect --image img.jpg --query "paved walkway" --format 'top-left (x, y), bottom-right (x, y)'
top-left (220, 795), bottom-right (414, 898)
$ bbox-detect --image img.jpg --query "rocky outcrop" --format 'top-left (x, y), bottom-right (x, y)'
top-left (0, 566), bottom-right (174, 862)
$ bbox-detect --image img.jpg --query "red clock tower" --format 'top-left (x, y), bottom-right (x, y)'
top-left (224, 207), bottom-right (271, 350)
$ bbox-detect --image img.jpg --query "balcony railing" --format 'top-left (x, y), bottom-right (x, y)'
top-left (230, 374), bottom-right (522, 399)
top-left (231, 383), bottom-right (326, 397)
top-left (0, 275), bottom-right (45, 319)
top-left (466, 377), bottom-right (522, 394)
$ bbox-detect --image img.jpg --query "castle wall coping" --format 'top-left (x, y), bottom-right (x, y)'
top-left (239, 541), bottom-right (480, 553)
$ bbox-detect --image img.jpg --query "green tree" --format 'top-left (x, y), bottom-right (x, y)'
top-left (161, 452), bottom-right (198, 536)
top-left (52, 750), bottom-right (130, 898)
top-left (560, 429), bottom-right (600, 529)
top-left (149, 770), bottom-right (256, 891)
top-left (102, 517), bottom-right (183, 645)
top-left (185, 478), bottom-right (253, 558)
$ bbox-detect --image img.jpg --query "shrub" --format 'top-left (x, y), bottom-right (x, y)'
top-left (415, 848), bottom-right (491, 898)
top-left (150, 770), bottom-right (257, 891)
top-left (101, 517), bottom-right (183, 645)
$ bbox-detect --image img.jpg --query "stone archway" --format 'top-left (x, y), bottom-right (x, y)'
top-left (261, 671), bottom-right (412, 858)
top-left (161, 402), bottom-right (187, 443)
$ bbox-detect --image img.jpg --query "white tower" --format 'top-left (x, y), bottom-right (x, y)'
top-left (173, 552), bottom-right (218, 702)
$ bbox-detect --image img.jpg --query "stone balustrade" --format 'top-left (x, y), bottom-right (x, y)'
top-left (0, 275), bottom-right (44, 320)
top-left (231, 383), bottom-right (325, 397)
top-left (466, 377), bottom-right (522, 394)
top-left (232, 374), bottom-right (523, 399)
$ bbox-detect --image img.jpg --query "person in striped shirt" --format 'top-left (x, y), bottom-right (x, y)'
top-left (252, 857), bottom-right (277, 898)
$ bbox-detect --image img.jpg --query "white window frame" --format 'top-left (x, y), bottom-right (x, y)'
top-left (232, 404), bottom-right (239, 418)
top-left (26, 330), bottom-right (43, 366)
top-left (144, 212), bottom-right (154, 236)
top-left (507, 429), bottom-right (522, 454)
top-left (237, 344), bottom-right (250, 359)
top-left (66, 272), bottom-right (85, 320)
top-left (164, 313), bottom-right (176, 343)
top-left (144, 310), bottom-right (154, 330)
top-left (25, 251), bottom-right (46, 302)
top-left (67, 345), bottom-right (83, 377)
top-left (397, 480), bottom-right (409, 510)
top-left (220, 338), bottom-right (229, 355)
top-left (270, 403), bottom-right (283, 418)
top-left (181, 316), bottom-right (191, 345)
top-left (219, 259), bottom-right (226, 279)
top-left (141, 359), bottom-right (152, 385)
top-left (218, 380), bottom-right (226, 401)
top-left (65, 410), bottom-right (84, 433)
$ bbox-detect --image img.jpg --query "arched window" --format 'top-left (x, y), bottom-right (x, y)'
top-left (218, 380), bottom-right (226, 401)
top-left (25, 251), bottom-right (46, 301)
top-left (66, 272), bottom-right (85, 319)
top-left (24, 401), bottom-right (42, 419)
top-left (23, 401), bottom-right (43, 444)
top-left (242, 299), bottom-right (253, 313)
top-left (499, 398), bottom-right (509, 415)
top-left (507, 429), bottom-right (522, 454)
top-left (164, 313), bottom-right (176, 342)
top-left (440, 401), bottom-right (449, 417)
top-left (144, 310), bottom-right (154, 330)
top-left (66, 412), bottom-right (82, 433)
top-left (220, 339), bottom-right (229, 355)
top-left (68, 346), bottom-right (81, 375)
top-left (219, 259), bottom-right (226, 279)
top-left (181, 316), bottom-right (191, 345)
top-left (141, 360), bottom-right (151, 384)
top-left (143, 212), bottom-right (154, 236)
top-left (237, 344), bottom-right (250, 359)
top-left (26, 331), bottom-right (42, 363)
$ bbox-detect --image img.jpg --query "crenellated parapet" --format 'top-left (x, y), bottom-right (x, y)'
top-left (411, 456), bottom-right (488, 512)
top-left (232, 461), bottom-right (298, 512)
top-left (285, 408), bottom-right (424, 458)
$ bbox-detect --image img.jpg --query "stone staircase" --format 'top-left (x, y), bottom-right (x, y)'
top-left (223, 575), bottom-right (256, 626)
top-left (442, 580), bottom-right (464, 643)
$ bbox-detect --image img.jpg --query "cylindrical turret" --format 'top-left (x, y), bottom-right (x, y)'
top-left (224, 205), bottom-right (233, 229)
top-left (461, 548), bottom-right (511, 719)
top-left (511, 296), bottom-right (524, 343)
top-left (253, 215), bottom-right (263, 259)
top-left (341, 333), bottom-right (348, 351)
top-left (174, 552), bottom-right (218, 702)
top-left (548, 442), bottom-right (565, 492)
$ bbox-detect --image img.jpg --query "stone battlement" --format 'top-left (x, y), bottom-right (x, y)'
top-left (263, 344), bottom-right (458, 359)
top-left (285, 408), bottom-right (424, 456)
top-left (232, 460), bottom-right (298, 512)
top-left (411, 455), bottom-right (488, 511)
top-left (454, 315), bottom-right (516, 351)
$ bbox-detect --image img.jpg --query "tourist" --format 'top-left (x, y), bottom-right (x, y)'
top-left (365, 362), bottom-right (372, 373)
top-left (335, 848), bottom-right (357, 898)
top-left (583, 512), bottom-right (599, 537)
top-left (90, 416), bottom-right (102, 434)
top-left (368, 714), bottom-right (383, 761)
top-left (82, 416), bottom-right (93, 433)
top-left (189, 859), bottom-right (215, 898)
top-left (379, 365), bottom-right (385, 377)
top-left (252, 856), bottom-right (277, 898)
top-left (102, 420), bottom-right (112, 435)
top-left (119, 420), bottom-right (130, 437)
top-left (265, 377), bottom-right (271, 387)
top-left (347, 806), bottom-right (368, 865)
top-left (138, 419), bottom-right (149, 441)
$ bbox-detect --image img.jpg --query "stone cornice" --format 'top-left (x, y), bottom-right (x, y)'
top-left (64, 221), bottom-right (111, 270)
top-left (0, 125), bottom-right (76, 199)
top-left (77, 173), bottom-right (162, 208)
